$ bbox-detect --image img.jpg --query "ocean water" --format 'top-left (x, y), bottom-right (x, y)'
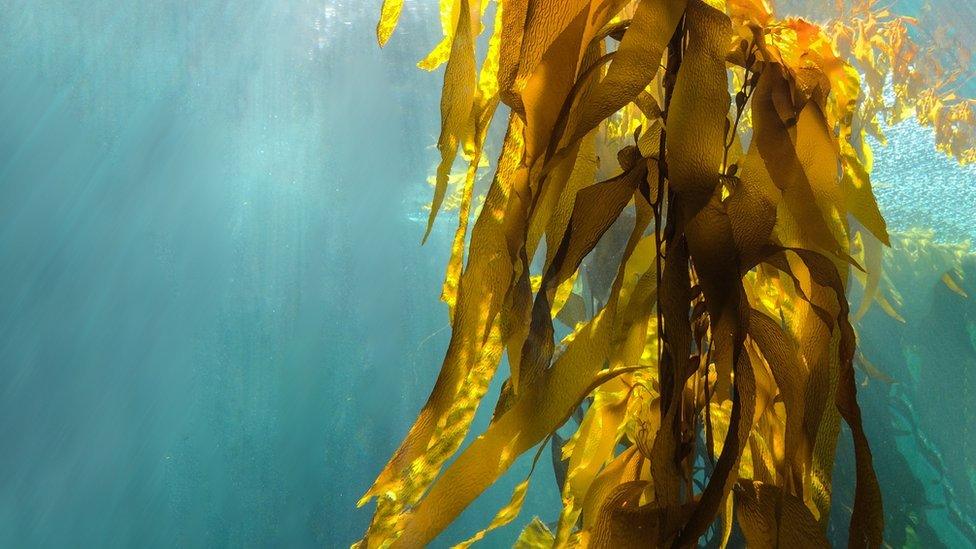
top-left (0, 1), bottom-right (972, 548)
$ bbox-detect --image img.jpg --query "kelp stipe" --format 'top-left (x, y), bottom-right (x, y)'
top-left (356, 1), bottom-right (972, 547)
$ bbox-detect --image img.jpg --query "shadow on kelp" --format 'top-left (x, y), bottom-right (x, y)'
top-left (829, 229), bottom-right (976, 547)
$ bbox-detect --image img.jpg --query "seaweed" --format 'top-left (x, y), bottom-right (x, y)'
top-left (356, 1), bottom-right (971, 547)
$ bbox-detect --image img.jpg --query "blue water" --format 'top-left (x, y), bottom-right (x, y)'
top-left (0, 1), bottom-right (973, 547)
top-left (0, 2), bottom-right (453, 546)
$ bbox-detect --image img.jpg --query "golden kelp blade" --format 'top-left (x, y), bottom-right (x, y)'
top-left (441, 2), bottom-right (505, 313)
top-left (748, 309), bottom-right (808, 484)
top-left (560, 0), bottom-right (687, 148)
top-left (419, 0), bottom-right (464, 71)
top-left (941, 271), bottom-right (969, 298)
top-left (424, 0), bottom-right (477, 243)
top-left (853, 230), bottom-right (884, 321)
top-left (357, 116), bottom-right (527, 544)
top-left (388, 195), bottom-right (655, 546)
top-left (453, 433), bottom-right (552, 549)
top-left (453, 479), bottom-right (530, 548)
top-left (375, 0), bottom-right (404, 47)
top-left (766, 246), bottom-right (884, 546)
top-left (664, 0), bottom-right (728, 201)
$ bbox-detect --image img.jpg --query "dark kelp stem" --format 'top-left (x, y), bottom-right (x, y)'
top-left (655, 14), bottom-right (691, 545)
top-left (656, 13), bottom-right (683, 428)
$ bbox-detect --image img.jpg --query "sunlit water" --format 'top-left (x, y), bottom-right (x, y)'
top-left (0, 1), bottom-right (972, 547)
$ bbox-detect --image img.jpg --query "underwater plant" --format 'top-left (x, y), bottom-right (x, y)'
top-left (357, 0), bottom-right (974, 547)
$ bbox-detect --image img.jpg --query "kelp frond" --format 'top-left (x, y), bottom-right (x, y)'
top-left (355, 1), bottom-right (966, 547)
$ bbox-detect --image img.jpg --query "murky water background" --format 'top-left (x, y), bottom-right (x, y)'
top-left (0, 1), bottom-right (972, 547)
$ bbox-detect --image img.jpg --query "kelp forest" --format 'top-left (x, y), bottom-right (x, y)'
top-left (356, 0), bottom-right (976, 547)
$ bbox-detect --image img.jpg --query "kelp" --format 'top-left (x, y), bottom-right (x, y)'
top-left (356, 0), bottom-right (967, 547)
top-left (844, 1), bottom-right (973, 165)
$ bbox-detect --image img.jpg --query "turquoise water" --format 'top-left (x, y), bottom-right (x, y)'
top-left (0, 1), bottom-right (972, 547)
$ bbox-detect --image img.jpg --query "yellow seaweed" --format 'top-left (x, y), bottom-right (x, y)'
top-left (357, 0), bottom-right (971, 546)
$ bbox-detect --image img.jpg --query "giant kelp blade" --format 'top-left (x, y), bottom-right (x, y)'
top-left (762, 246), bottom-right (884, 547)
top-left (358, 115), bottom-right (529, 544)
top-left (560, 0), bottom-right (688, 149)
top-left (665, 0), bottom-right (728, 201)
top-left (853, 231), bottom-right (884, 321)
top-left (513, 517), bottom-right (555, 548)
top-left (579, 446), bottom-right (641, 530)
top-left (516, 2), bottom-right (590, 161)
top-left (418, 0), bottom-right (463, 71)
top-left (841, 150), bottom-right (890, 247)
top-left (727, 147), bottom-right (780, 269)
top-left (794, 248), bottom-right (883, 548)
top-left (376, 0), bottom-right (404, 47)
top-left (748, 309), bottom-right (807, 484)
top-left (441, 2), bottom-right (505, 313)
top-left (424, 0), bottom-right (477, 243)
top-left (752, 68), bottom-right (843, 259)
top-left (388, 339), bottom-right (622, 546)
top-left (452, 443), bottom-right (547, 549)
top-left (512, 152), bottom-right (642, 393)
top-left (387, 200), bottom-right (657, 545)
top-left (517, 153), bottom-right (644, 388)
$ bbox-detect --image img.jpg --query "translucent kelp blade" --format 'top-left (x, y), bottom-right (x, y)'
top-left (503, 0), bottom-right (590, 115)
top-left (387, 195), bottom-right (656, 546)
top-left (841, 148), bottom-right (889, 247)
top-left (560, 0), bottom-right (688, 149)
top-left (763, 246), bottom-right (884, 547)
top-left (517, 156), bottom-right (645, 388)
top-left (359, 115), bottom-right (528, 543)
top-left (748, 309), bottom-right (807, 485)
top-left (751, 68), bottom-right (843, 260)
top-left (852, 230), bottom-right (883, 321)
top-left (424, 0), bottom-right (477, 243)
top-left (513, 517), bottom-right (555, 548)
top-left (376, 0), bottom-right (404, 47)
top-left (418, 0), bottom-right (462, 71)
top-left (441, 2), bottom-right (505, 313)
top-left (451, 435), bottom-right (551, 549)
top-left (579, 446), bottom-right (641, 530)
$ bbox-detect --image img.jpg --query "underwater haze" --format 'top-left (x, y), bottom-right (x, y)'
top-left (0, 1), bottom-right (974, 548)
top-left (0, 1), bottom-right (456, 546)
